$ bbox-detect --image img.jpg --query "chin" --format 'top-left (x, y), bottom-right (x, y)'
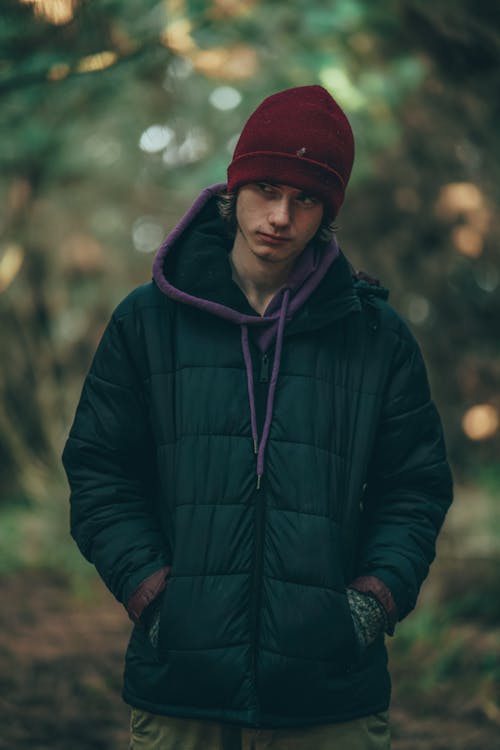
top-left (252, 248), bottom-right (288, 263)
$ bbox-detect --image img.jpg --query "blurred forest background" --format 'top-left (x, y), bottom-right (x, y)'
top-left (0, 1), bottom-right (499, 748)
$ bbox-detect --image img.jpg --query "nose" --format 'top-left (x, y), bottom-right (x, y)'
top-left (269, 198), bottom-right (292, 228)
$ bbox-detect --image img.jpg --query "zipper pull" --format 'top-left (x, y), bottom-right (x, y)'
top-left (260, 353), bottom-right (270, 383)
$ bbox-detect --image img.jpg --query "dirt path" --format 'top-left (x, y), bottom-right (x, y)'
top-left (0, 571), bottom-right (497, 749)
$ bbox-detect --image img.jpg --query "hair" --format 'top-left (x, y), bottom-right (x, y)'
top-left (216, 189), bottom-right (337, 245)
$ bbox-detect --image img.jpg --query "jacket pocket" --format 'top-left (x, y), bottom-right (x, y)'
top-left (337, 589), bottom-right (363, 671)
top-left (259, 576), bottom-right (359, 674)
top-left (323, 587), bottom-right (361, 674)
top-left (157, 578), bottom-right (173, 660)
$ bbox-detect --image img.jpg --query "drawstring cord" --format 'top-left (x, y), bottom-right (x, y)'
top-left (241, 289), bottom-right (291, 489)
top-left (241, 324), bottom-right (258, 455)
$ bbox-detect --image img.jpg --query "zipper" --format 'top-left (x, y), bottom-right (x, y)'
top-left (250, 479), bottom-right (265, 724)
top-left (346, 481), bottom-right (367, 582)
top-left (255, 352), bottom-right (270, 488)
top-left (259, 352), bottom-right (270, 383)
top-left (249, 351), bottom-right (271, 724)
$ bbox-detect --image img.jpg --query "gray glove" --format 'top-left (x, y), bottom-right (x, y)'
top-left (347, 588), bottom-right (388, 653)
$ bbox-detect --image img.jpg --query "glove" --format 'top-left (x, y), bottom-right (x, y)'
top-left (347, 588), bottom-right (388, 653)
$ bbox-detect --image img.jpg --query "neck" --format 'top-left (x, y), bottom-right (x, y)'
top-left (229, 234), bottom-right (296, 315)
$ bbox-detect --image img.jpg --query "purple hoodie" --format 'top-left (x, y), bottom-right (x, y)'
top-left (153, 183), bottom-right (340, 488)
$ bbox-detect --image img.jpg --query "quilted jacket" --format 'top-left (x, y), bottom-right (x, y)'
top-left (62, 184), bottom-right (453, 727)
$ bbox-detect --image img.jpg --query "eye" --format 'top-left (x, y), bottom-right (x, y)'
top-left (297, 193), bottom-right (320, 207)
top-left (257, 182), bottom-right (277, 196)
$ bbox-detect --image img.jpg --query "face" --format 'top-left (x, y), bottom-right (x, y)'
top-left (234, 182), bottom-right (324, 269)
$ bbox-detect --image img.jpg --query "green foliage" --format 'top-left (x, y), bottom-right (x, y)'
top-left (1, 17), bottom-right (499, 735)
top-left (0, 482), bottom-right (96, 591)
top-left (390, 599), bottom-right (500, 699)
top-left (0, 0), bottom-right (499, 504)
top-left (473, 465), bottom-right (500, 497)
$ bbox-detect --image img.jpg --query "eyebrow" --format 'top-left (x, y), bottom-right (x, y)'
top-left (259, 182), bottom-right (315, 197)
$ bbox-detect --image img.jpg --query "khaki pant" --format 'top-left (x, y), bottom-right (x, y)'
top-left (129, 708), bottom-right (390, 750)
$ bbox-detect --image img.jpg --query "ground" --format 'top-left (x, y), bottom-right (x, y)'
top-left (0, 570), bottom-right (498, 750)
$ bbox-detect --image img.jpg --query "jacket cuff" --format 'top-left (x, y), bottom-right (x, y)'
top-left (126, 566), bottom-right (171, 623)
top-left (348, 575), bottom-right (398, 635)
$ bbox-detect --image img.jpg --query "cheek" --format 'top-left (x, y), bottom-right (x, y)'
top-left (237, 200), bottom-right (263, 231)
top-left (304, 211), bottom-right (323, 239)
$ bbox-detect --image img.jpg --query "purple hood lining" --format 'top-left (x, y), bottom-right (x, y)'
top-left (152, 183), bottom-right (341, 488)
top-left (152, 183), bottom-right (339, 345)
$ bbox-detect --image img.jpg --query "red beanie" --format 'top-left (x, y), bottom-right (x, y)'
top-left (227, 85), bottom-right (355, 217)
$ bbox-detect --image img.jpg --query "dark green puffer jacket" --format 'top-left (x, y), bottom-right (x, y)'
top-left (63, 185), bottom-right (453, 728)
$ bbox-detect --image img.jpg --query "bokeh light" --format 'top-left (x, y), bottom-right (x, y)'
top-left (20, 0), bottom-right (77, 26)
top-left (0, 244), bottom-right (24, 293)
top-left (139, 126), bottom-right (175, 154)
top-left (209, 86), bottom-right (242, 111)
top-left (435, 182), bottom-right (491, 258)
top-left (76, 51), bottom-right (118, 74)
top-left (462, 404), bottom-right (499, 441)
top-left (132, 217), bottom-right (164, 253)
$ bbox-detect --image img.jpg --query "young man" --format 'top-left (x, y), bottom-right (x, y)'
top-left (62, 86), bottom-right (453, 749)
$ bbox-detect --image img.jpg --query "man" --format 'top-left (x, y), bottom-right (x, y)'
top-left (62, 85), bottom-right (453, 749)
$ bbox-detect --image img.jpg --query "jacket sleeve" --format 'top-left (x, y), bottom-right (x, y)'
top-left (353, 322), bottom-right (453, 631)
top-left (62, 310), bottom-right (171, 610)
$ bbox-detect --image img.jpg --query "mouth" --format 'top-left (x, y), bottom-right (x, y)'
top-left (257, 231), bottom-right (291, 245)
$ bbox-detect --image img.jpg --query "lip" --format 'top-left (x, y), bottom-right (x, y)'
top-left (257, 231), bottom-right (291, 245)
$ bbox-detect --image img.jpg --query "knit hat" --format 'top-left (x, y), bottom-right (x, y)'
top-left (227, 85), bottom-right (355, 217)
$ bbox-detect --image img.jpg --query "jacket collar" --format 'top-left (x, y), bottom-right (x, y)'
top-left (153, 184), bottom-right (361, 336)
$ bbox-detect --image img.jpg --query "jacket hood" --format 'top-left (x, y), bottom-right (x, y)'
top-left (152, 183), bottom-right (346, 345)
top-left (152, 183), bottom-right (385, 489)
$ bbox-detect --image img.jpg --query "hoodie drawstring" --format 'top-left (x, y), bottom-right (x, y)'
top-left (240, 289), bottom-right (291, 489)
top-left (241, 324), bottom-right (258, 455)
